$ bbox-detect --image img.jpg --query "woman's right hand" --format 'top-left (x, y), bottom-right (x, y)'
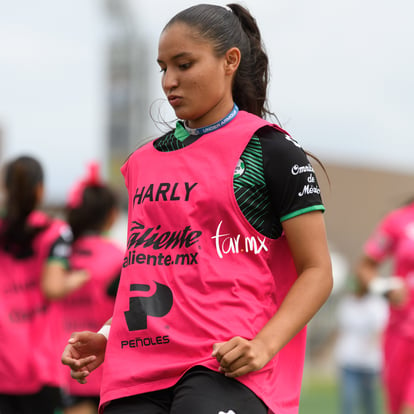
top-left (61, 331), bottom-right (107, 384)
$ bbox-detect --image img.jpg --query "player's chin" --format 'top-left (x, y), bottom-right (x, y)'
top-left (172, 107), bottom-right (192, 121)
top-left (171, 105), bottom-right (203, 123)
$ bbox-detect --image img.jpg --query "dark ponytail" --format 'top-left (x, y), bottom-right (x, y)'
top-left (227, 3), bottom-right (270, 119)
top-left (163, 3), bottom-right (271, 118)
top-left (0, 155), bottom-right (47, 258)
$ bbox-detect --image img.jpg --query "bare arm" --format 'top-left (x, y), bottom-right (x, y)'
top-left (213, 211), bottom-right (333, 377)
top-left (256, 211), bottom-right (333, 353)
top-left (356, 255), bottom-right (379, 287)
top-left (356, 254), bottom-right (407, 306)
top-left (41, 261), bottom-right (89, 300)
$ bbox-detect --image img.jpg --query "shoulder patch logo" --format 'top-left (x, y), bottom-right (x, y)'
top-left (234, 159), bottom-right (246, 179)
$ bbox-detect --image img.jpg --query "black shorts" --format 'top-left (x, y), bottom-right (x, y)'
top-left (0, 386), bottom-right (62, 414)
top-left (104, 366), bottom-right (267, 414)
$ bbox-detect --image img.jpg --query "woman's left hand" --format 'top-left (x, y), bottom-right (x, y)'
top-left (212, 336), bottom-right (271, 378)
top-left (387, 282), bottom-right (409, 307)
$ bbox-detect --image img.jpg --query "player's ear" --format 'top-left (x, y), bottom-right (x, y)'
top-left (224, 47), bottom-right (241, 76)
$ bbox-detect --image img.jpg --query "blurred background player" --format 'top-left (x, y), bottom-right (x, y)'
top-left (334, 276), bottom-right (388, 414)
top-left (60, 162), bottom-right (124, 414)
top-left (0, 155), bottom-right (89, 414)
top-left (357, 198), bottom-right (414, 414)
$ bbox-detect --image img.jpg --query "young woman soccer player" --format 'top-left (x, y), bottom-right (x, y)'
top-left (357, 199), bottom-right (414, 414)
top-left (60, 163), bottom-right (124, 414)
top-left (0, 155), bottom-right (89, 414)
top-left (62, 4), bottom-right (333, 414)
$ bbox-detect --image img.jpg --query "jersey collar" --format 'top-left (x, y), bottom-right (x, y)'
top-left (174, 103), bottom-right (239, 142)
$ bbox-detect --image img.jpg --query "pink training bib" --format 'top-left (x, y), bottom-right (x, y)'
top-left (0, 211), bottom-right (68, 393)
top-left (100, 111), bottom-right (306, 414)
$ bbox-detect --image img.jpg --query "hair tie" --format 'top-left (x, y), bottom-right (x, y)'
top-left (67, 162), bottom-right (102, 208)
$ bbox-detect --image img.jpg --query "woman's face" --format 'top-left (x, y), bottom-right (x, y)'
top-left (157, 22), bottom-right (235, 129)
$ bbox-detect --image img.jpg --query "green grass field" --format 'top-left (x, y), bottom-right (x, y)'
top-left (300, 377), bottom-right (338, 413)
top-left (299, 375), bottom-right (387, 414)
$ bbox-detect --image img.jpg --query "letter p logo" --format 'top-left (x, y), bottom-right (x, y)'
top-left (124, 282), bottom-right (173, 331)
